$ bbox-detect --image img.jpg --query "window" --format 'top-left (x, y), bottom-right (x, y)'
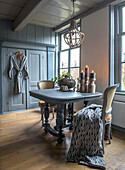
top-left (114, 3), bottom-right (125, 91)
top-left (59, 26), bottom-right (80, 82)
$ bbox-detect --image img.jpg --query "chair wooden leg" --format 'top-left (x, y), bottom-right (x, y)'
top-left (52, 107), bottom-right (54, 119)
top-left (102, 139), bottom-right (104, 154)
top-left (102, 124), bottom-right (105, 154)
top-left (110, 128), bottom-right (112, 139)
top-left (104, 125), bottom-right (108, 140)
top-left (108, 124), bottom-right (111, 144)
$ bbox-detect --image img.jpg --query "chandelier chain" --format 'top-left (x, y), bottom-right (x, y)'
top-left (73, 0), bottom-right (75, 19)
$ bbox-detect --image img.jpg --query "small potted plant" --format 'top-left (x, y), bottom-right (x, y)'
top-left (51, 72), bottom-right (76, 90)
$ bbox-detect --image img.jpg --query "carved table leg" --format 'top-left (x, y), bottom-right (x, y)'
top-left (69, 103), bottom-right (73, 130)
top-left (64, 104), bottom-right (66, 125)
top-left (55, 104), bottom-right (66, 130)
top-left (67, 103), bottom-right (71, 122)
top-left (44, 103), bottom-right (50, 133)
top-left (84, 101), bottom-right (89, 107)
top-left (54, 107), bottom-right (58, 130)
top-left (57, 104), bottom-right (64, 143)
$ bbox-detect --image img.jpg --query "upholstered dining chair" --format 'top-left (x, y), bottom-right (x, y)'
top-left (102, 84), bottom-right (119, 144)
top-left (74, 84), bottom-right (119, 144)
top-left (37, 80), bottom-right (56, 126)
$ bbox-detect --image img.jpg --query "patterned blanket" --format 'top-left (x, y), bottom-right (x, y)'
top-left (67, 104), bottom-right (106, 169)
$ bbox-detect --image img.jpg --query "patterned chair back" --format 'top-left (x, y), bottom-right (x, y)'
top-left (37, 80), bottom-right (54, 90)
top-left (102, 84), bottom-right (119, 124)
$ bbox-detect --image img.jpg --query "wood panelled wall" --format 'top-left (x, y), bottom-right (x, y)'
top-left (0, 20), bottom-right (57, 114)
top-left (0, 42), bottom-right (2, 114)
top-left (0, 20), bottom-right (55, 44)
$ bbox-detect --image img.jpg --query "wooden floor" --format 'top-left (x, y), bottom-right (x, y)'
top-left (0, 109), bottom-right (125, 170)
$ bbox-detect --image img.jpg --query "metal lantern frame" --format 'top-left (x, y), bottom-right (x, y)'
top-left (64, 0), bottom-right (85, 48)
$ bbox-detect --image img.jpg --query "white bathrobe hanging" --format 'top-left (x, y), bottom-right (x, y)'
top-left (9, 53), bottom-right (29, 94)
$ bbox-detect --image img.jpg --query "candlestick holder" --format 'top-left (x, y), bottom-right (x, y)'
top-left (88, 78), bottom-right (96, 93)
top-left (80, 79), bottom-right (85, 93)
top-left (76, 78), bottom-right (80, 92)
top-left (85, 77), bottom-right (89, 93)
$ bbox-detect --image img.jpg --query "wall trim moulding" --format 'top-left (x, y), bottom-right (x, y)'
top-left (0, 38), bottom-right (57, 48)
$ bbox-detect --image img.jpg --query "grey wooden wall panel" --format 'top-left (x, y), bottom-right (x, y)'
top-left (13, 93), bottom-right (24, 105)
top-left (30, 53), bottom-right (40, 81)
top-left (51, 29), bottom-right (55, 44)
top-left (28, 50), bottom-right (41, 108)
top-left (8, 48), bottom-right (26, 111)
top-left (0, 20), bottom-right (56, 46)
top-left (30, 87), bottom-right (39, 104)
top-left (41, 51), bottom-right (47, 80)
top-left (0, 20), bottom-right (57, 113)
top-left (43, 27), bottom-right (51, 44)
top-left (7, 21), bottom-right (18, 40)
top-left (0, 43), bottom-right (2, 113)
top-left (17, 27), bottom-right (27, 41)
top-left (0, 21), bottom-right (8, 39)
top-left (26, 24), bottom-right (36, 42)
top-left (2, 47), bottom-right (26, 112)
top-left (2, 48), bottom-right (9, 112)
top-left (36, 25), bottom-right (44, 43)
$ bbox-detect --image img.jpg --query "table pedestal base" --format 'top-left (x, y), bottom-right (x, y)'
top-left (43, 101), bottom-right (89, 143)
top-left (43, 103), bottom-right (65, 143)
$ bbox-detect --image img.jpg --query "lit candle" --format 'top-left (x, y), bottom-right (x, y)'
top-left (90, 70), bottom-right (96, 78)
top-left (85, 65), bottom-right (89, 78)
top-left (81, 70), bottom-right (85, 79)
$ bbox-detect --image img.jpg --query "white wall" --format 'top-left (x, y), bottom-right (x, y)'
top-left (78, 6), bottom-right (125, 129)
top-left (81, 7), bottom-right (109, 93)
top-left (74, 7), bottom-right (109, 112)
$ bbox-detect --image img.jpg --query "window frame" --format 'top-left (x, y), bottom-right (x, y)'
top-left (58, 22), bottom-right (81, 78)
top-left (114, 2), bottom-right (125, 92)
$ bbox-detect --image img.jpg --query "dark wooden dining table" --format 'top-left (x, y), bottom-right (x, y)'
top-left (29, 88), bottom-right (102, 143)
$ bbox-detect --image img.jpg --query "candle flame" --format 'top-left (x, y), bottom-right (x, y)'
top-left (91, 70), bottom-right (94, 73)
top-left (85, 65), bottom-right (88, 68)
top-left (81, 70), bottom-right (84, 73)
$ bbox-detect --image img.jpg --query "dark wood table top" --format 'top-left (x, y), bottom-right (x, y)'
top-left (29, 88), bottom-right (103, 104)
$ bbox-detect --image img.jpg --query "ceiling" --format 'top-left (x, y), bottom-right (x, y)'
top-left (0, 0), bottom-right (122, 32)
top-left (0, 0), bottom-right (29, 20)
top-left (30, 0), bottom-right (105, 28)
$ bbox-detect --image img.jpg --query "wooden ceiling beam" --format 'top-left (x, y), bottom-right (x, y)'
top-left (13, 0), bottom-right (51, 32)
top-left (53, 0), bottom-right (116, 32)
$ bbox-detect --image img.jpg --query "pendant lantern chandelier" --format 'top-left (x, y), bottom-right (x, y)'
top-left (64, 0), bottom-right (85, 48)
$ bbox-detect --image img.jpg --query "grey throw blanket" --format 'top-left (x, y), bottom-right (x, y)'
top-left (67, 104), bottom-right (106, 169)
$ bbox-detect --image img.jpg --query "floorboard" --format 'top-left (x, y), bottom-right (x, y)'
top-left (0, 109), bottom-right (125, 170)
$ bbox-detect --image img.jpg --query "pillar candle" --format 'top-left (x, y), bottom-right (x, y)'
top-left (85, 65), bottom-right (89, 78)
top-left (90, 70), bottom-right (96, 78)
top-left (81, 70), bottom-right (85, 79)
